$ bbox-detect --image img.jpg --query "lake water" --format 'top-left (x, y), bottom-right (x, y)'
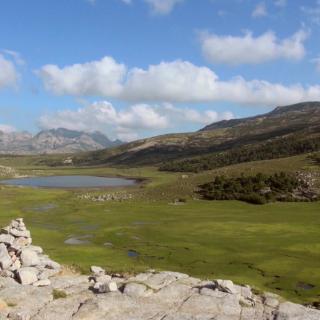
top-left (0, 175), bottom-right (136, 188)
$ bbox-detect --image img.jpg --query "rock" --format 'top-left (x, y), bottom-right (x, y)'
top-left (275, 301), bottom-right (320, 320)
top-left (33, 279), bottom-right (51, 287)
top-left (20, 249), bottom-right (40, 267)
top-left (8, 259), bottom-right (21, 272)
top-left (0, 234), bottom-right (14, 245)
top-left (0, 226), bottom-right (10, 234)
top-left (0, 270), bottom-right (14, 278)
top-left (123, 282), bottom-right (151, 297)
top-left (13, 237), bottom-right (30, 248)
top-left (214, 279), bottom-right (237, 294)
top-left (17, 267), bottom-right (38, 285)
top-left (27, 245), bottom-right (43, 254)
top-left (7, 311), bottom-right (30, 320)
top-left (93, 281), bottom-right (117, 293)
top-left (0, 243), bottom-right (12, 269)
top-left (9, 229), bottom-right (31, 239)
top-left (41, 258), bottom-right (60, 270)
top-left (90, 266), bottom-right (105, 275)
top-left (92, 274), bottom-right (112, 284)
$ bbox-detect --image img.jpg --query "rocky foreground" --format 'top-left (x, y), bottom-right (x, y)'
top-left (0, 219), bottom-right (319, 320)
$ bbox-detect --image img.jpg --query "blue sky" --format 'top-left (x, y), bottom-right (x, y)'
top-left (0, 0), bottom-right (319, 141)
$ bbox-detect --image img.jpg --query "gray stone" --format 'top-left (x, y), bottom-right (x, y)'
top-left (0, 234), bottom-right (14, 245)
top-left (123, 282), bottom-right (151, 297)
top-left (90, 266), bottom-right (105, 275)
top-left (20, 249), bottom-right (40, 267)
top-left (0, 243), bottom-right (12, 269)
top-left (214, 279), bottom-right (237, 294)
top-left (17, 267), bottom-right (38, 285)
top-left (27, 245), bottom-right (43, 254)
top-left (93, 281), bottom-right (117, 293)
top-left (9, 229), bottom-right (30, 238)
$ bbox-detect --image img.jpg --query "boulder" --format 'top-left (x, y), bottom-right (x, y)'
top-left (0, 243), bottom-right (12, 269)
top-left (17, 267), bottom-right (38, 285)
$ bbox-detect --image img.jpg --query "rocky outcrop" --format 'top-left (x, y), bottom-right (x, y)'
top-left (0, 219), bottom-right (319, 319)
top-left (0, 218), bottom-right (60, 286)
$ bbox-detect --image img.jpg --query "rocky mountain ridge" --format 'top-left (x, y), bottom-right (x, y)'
top-left (69, 101), bottom-right (320, 167)
top-left (0, 128), bottom-right (122, 155)
top-left (0, 218), bottom-right (319, 320)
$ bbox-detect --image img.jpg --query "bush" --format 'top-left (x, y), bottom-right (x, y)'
top-left (198, 172), bottom-right (309, 205)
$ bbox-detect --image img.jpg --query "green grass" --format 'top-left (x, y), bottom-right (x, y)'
top-left (0, 154), bottom-right (319, 304)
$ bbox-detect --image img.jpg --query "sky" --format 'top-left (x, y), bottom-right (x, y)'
top-left (0, 0), bottom-right (320, 141)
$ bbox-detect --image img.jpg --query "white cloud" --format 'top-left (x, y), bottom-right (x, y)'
top-left (0, 54), bottom-right (19, 90)
top-left (144, 0), bottom-right (183, 15)
top-left (1, 50), bottom-right (25, 66)
top-left (37, 56), bottom-right (320, 107)
top-left (252, 2), bottom-right (267, 18)
top-left (37, 56), bottom-right (126, 96)
top-left (200, 30), bottom-right (307, 65)
top-left (0, 124), bottom-right (16, 133)
top-left (122, 60), bottom-right (219, 102)
top-left (274, 0), bottom-right (286, 7)
top-left (38, 101), bottom-right (233, 141)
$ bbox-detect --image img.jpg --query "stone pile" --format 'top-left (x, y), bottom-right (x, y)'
top-left (78, 192), bottom-right (133, 202)
top-left (0, 218), bottom-right (60, 286)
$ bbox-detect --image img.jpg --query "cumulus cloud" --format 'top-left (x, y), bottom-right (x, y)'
top-left (37, 56), bottom-right (320, 107)
top-left (37, 56), bottom-right (126, 96)
top-left (252, 2), bottom-right (267, 18)
top-left (0, 124), bottom-right (16, 133)
top-left (0, 54), bottom-right (19, 90)
top-left (200, 29), bottom-right (307, 65)
top-left (38, 101), bottom-right (233, 141)
top-left (122, 61), bottom-right (219, 102)
top-left (144, 0), bottom-right (183, 15)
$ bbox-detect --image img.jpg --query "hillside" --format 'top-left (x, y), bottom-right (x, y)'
top-left (67, 101), bottom-right (320, 169)
top-left (0, 128), bottom-right (122, 155)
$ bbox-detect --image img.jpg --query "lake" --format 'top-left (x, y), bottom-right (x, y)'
top-left (0, 175), bottom-right (136, 188)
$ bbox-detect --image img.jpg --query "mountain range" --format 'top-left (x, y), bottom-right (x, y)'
top-left (69, 101), bottom-right (320, 169)
top-left (0, 128), bottom-right (122, 155)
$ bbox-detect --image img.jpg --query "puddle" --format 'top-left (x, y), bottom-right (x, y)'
top-left (296, 282), bottom-right (315, 291)
top-left (128, 250), bottom-right (139, 258)
top-left (64, 235), bottom-right (92, 245)
top-left (132, 221), bottom-right (158, 226)
top-left (79, 224), bottom-right (99, 231)
top-left (30, 203), bottom-right (57, 212)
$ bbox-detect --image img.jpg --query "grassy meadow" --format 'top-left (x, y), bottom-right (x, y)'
top-left (0, 154), bottom-right (319, 304)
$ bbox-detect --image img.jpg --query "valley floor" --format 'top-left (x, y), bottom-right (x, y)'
top-left (0, 154), bottom-right (319, 305)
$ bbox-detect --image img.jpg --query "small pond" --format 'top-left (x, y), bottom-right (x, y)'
top-left (0, 175), bottom-right (136, 188)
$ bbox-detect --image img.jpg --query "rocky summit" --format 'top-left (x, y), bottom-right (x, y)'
top-left (0, 219), bottom-right (319, 320)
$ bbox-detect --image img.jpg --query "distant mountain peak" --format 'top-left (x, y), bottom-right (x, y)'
top-left (0, 128), bottom-right (123, 155)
